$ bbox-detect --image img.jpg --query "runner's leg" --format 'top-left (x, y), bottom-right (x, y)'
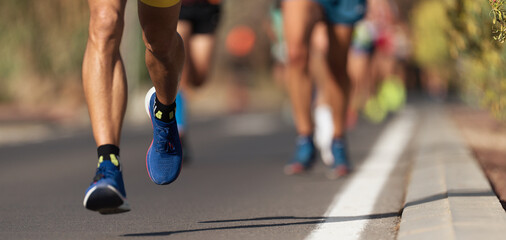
top-left (139, 0), bottom-right (185, 185)
top-left (82, 0), bottom-right (130, 214)
top-left (282, 0), bottom-right (323, 174)
top-left (138, 0), bottom-right (184, 106)
top-left (177, 20), bottom-right (193, 92)
top-left (187, 34), bottom-right (214, 87)
top-left (178, 22), bottom-right (215, 88)
top-left (326, 25), bottom-right (354, 138)
top-left (82, 0), bottom-right (127, 147)
top-left (282, 0), bottom-right (322, 136)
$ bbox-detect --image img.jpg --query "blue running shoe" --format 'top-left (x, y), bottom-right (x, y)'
top-left (175, 91), bottom-right (186, 133)
top-left (327, 138), bottom-right (351, 179)
top-left (284, 135), bottom-right (316, 175)
top-left (144, 87), bottom-right (183, 185)
top-left (83, 160), bottom-right (130, 214)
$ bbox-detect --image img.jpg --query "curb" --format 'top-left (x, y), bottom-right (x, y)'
top-left (398, 106), bottom-right (506, 239)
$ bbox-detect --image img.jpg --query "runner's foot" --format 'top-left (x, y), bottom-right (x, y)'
top-left (284, 135), bottom-right (316, 175)
top-left (145, 87), bottom-right (183, 185)
top-left (327, 138), bottom-right (351, 179)
top-left (83, 160), bottom-right (130, 214)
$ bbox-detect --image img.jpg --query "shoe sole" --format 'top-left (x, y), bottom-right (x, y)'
top-left (326, 165), bottom-right (350, 180)
top-left (145, 87), bottom-right (156, 117)
top-left (144, 87), bottom-right (157, 183)
top-left (83, 185), bottom-right (130, 214)
top-left (284, 162), bottom-right (313, 175)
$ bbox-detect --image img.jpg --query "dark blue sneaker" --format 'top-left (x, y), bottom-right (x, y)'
top-left (284, 135), bottom-right (316, 175)
top-left (144, 87), bottom-right (183, 185)
top-left (83, 160), bottom-right (130, 214)
top-left (327, 138), bottom-right (351, 179)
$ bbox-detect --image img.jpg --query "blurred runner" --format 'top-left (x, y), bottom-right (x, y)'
top-left (282, 0), bottom-right (366, 179)
top-left (268, 3), bottom-right (353, 166)
top-left (310, 22), bottom-right (344, 167)
top-left (176, 0), bottom-right (220, 163)
top-left (348, 15), bottom-right (377, 116)
top-left (82, 0), bottom-right (185, 214)
top-left (361, 0), bottom-right (407, 123)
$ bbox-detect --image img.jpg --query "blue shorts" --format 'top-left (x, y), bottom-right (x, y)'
top-left (313, 0), bottom-right (366, 25)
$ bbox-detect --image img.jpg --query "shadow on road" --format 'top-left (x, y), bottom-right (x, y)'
top-left (122, 212), bottom-right (400, 237)
top-left (403, 190), bottom-right (495, 208)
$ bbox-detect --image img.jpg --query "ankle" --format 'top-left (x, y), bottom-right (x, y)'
top-left (154, 97), bottom-right (176, 123)
top-left (97, 144), bottom-right (120, 168)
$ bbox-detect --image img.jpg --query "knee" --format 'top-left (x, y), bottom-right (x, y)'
top-left (88, 8), bottom-right (124, 49)
top-left (144, 32), bottom-right (183, 60)
top-left (286, 46), bottom-right (308, 70)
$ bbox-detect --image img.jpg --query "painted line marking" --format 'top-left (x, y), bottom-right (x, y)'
top-left (306, 108), bottom-right (416, 240)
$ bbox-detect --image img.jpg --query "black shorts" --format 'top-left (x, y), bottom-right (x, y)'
top-left (179, 4), bottom-right (220, 34)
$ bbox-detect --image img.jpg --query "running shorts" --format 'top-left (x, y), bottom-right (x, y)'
top-left (313, 0), bottom-right (366, 25)
top-left (179, 2), bottom-right (220, 34)
top-left (140, 0), bottom-right (180, 8)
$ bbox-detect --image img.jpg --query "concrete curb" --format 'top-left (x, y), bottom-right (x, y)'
top-left (398, 106), bottom-right (506, 240)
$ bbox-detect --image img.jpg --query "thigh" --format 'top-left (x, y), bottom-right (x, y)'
top-left (282, 0), bottom-right (322, 53)
top-left (327, 24), bottom-right (354, 68)
top-left (311, 21), bottom-right (329, 54)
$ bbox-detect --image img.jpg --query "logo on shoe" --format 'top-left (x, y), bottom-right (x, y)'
top-left (156, 110), bottom-right (163, 120)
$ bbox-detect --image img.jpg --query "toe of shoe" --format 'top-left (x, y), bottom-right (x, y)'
top-left (147, 155), bottom-right (182, 185)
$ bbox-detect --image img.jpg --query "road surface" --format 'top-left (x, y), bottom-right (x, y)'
top-left (0, 109), bottom-right (415, 239)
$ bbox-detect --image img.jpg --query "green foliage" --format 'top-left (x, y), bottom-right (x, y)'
top-left (489, 0), bottom-right (506, 42)
top-left (412, 0), bottom-right (506, 120)
top-left (411, 0), bottom-right (452, 69)
top-left (0, 0), bottom-right (89, 102)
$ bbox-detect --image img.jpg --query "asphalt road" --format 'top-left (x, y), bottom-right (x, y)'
top-left (0, 111), bottom-right (411, 240)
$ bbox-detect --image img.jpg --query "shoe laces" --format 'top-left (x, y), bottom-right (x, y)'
top-left (155, 126), bottom-right (176, 153)
top-left (93, 163), bottom-right (117, 182)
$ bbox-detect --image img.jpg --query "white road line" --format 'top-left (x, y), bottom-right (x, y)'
top-left (306, 108), bottom-right (416, 240)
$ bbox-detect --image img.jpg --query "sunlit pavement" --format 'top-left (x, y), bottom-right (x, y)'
top-left (1, 102), bottom-right (505, 240)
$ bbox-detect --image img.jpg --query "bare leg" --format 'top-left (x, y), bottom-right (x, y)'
top-left (176, 20), bottom-right (193, 91)
top-left (325, 25), bottom-right (354, 138)
top-left (177, 19), bottom-right (215, 89)
top-left (310, 21), bottom-right (331, 95)
top-left (282, 0), bottom-right (321, 136)
top-left (82, 0), bottom-right (130, 214)
top-left (187, 34), bottom-right (214, 87)
top-left (82, 0), bottom-right (127, 147)
top-left (348, 51), bottom-right (372, 109)
top-left (138, 0), bottom-right (185, 105)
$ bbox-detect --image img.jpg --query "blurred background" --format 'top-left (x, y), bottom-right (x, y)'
top-left (0, 0), bottom-right (505, 130)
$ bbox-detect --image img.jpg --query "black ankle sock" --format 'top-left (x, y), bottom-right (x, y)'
top-left (97, 144), bottom-right (120, 167)
top-left (154, 97), bottom-right (176, 123)
top-left (97, 144), bottom-right (119, 160)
